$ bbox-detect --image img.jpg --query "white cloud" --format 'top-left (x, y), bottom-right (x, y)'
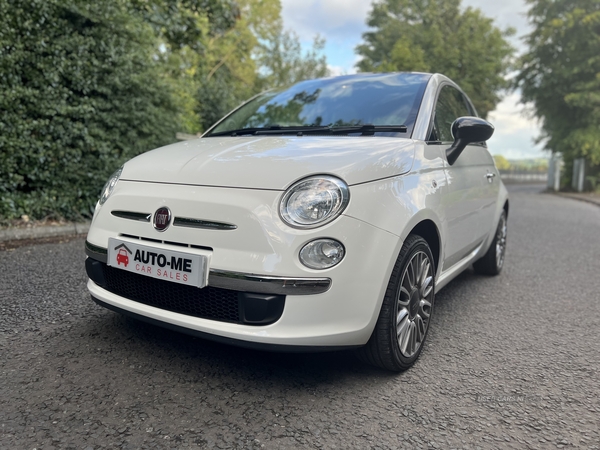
top-left (487, 93), bottom-right (546, 159)
top-left (281, 0), bottom-right (371, 72)
top-left (462, 0), bottom-right (531, 52)
top-left (327, 65), bottom-right (349, 77)
top-left (281, 0), bottom-right (371, 42)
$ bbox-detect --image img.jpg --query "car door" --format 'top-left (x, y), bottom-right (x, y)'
top-left (427, 84), bottom-right (493, 271)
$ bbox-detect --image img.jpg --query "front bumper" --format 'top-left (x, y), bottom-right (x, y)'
top-left (86, 180), bottom-right (402, 348)
top-left (85, 240), bottom-right (331, 296)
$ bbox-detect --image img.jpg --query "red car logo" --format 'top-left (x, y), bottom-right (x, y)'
top-left (116, 248), bottom-right (129, 267)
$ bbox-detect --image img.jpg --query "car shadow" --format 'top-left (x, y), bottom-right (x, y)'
top-left (79, 266), bottom-right (488, 383)
top-left (83, 309), bottom-right (396, 386)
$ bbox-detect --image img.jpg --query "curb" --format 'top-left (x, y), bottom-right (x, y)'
top-left (551, 192), bottom-right (600, 207)
top-left (0, 222), bottom-right (90, 243)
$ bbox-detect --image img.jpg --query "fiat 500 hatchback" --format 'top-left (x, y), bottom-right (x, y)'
top-left (85, 73), bottom-right (508, 371)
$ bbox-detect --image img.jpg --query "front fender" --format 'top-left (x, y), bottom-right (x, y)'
top-left (344, 171), bottom-right (446, 281)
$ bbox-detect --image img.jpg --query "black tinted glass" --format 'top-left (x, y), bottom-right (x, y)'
top-left (207, 73), bottom-right (430, 137)
top-left (433, 85), bottom-right (472, 142)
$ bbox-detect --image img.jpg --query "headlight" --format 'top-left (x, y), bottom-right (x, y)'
top-left (99, 166), bottom-right (123, 206)
top-left (299, 239), bottom-right (345, 269)
top-left (279, 176), bottom-right (350, 228)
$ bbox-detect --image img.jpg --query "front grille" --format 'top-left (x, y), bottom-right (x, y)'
top-left (100, 264), bottom-right (241, 323)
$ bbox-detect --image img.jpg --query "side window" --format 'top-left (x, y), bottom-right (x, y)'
top-left (431, 85), bottom-right (472, 142)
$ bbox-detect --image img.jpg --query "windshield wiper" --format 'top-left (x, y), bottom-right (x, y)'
top-left (207, 126), bottom-right (330, 137)
top-left (207, 124), bottom-right (407, 137)
top-left (327, 125), bottom-right (407, 135)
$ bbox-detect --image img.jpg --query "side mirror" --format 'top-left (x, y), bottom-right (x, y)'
top-left (446, 117), bottom-right (494, 165)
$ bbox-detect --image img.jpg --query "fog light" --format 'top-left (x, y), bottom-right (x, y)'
top-left (299, 239), bottom-right (345, 270)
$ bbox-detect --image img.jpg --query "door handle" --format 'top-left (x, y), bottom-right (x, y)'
top-left (485, 172), bottom-right (496, 182)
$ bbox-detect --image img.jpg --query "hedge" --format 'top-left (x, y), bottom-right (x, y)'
top-left (0, 0), bottom-right (180, 222)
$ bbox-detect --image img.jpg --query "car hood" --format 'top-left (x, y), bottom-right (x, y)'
top-left (121, 136), bottom-right (415, 190)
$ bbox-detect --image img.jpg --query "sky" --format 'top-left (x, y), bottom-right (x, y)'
top-left (280, 0), bottom-right (546, 160)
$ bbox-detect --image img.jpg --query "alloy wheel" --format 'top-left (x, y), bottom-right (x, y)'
top-left (495, 213), bottom-right (507, 269)
top-left (396, 251), bottom-right (434, 358)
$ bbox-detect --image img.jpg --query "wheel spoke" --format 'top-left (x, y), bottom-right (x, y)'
top-left (396, 310), bottom-right (409, 338)
top-left (415, 314), bottom-right (425, 341)
top-left (398, 286), bottom-right (411, 306)
top-left (409, 322), bottom-right (417, 355)
top-left (419, 299), bottom-right (432, 319)
top-left (396, 308), bottom-right (409, 329)
top-left (415, 254), bottom-right (423, 285)
top-left (406, 259), bottom-right (415, 288)
top-left (418, 258), bottom-right (429, 286)
top-left (421, 275), bottom-right (433, 297)
top-left (399, 319), bottom-right (411, 353)
top-left (414, 316), bottom-right (422, 342)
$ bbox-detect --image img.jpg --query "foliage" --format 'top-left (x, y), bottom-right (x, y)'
top-left (128, 0), bottom-right (243, 133)
top-left (0, 0), bottom-right (180, 221)
top-left (506, 158), bottom-right (549, 173)
top-left (195, 2), bottom-right (329, 132)
top-left (244, 89), bottom-right (321, 127)
top-left (193, 0), bottom-right (282, 131)
top-left (515, 0), bottom-right (600, 174)
top-left (254, 26), bottom-right (329, 92)
top-left (493, 155), bottom-right (511, 171)
top-left (129, 0), bottom-right (240, 51)
top-left (0, 0), bottom-right (330, 222)
top-left (356, 0), bottom-right (515, 118)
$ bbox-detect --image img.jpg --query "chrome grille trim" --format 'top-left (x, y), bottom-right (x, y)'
top-left (208, 270), bottom-right (331, 295)
top-left (173, 217), bottom-right (237, 230)
top-left (109, 210), bottom-right (236, 230)
top-left (111, 210), bottom-right (151, 222)
top-left (85, 241), bottom-right (331, 295)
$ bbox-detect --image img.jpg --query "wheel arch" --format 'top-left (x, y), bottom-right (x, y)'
top-left (407, 219), bottom-right (441, 275)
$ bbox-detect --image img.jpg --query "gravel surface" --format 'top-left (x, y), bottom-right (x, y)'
top-left (1, 184), bottom-right (599, 449)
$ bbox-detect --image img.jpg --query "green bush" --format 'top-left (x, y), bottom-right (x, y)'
top-left (0, 0), bottom-right (180, 222)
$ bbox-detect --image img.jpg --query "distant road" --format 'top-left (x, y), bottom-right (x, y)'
top-left (1, 183), bottom-right (599, 448)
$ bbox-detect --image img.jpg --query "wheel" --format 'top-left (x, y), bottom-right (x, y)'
top-left (357, 235), bottom-right (435, 372)
top-left (473, 210), bottom-right (507, 276)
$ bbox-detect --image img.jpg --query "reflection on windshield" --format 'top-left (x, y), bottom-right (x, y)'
top-left (208, 73), bottom-right (430, 136)
top-left (246, 89), bottom-right (322, 128)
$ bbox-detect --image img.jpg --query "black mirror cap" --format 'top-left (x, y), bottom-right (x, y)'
top-left (452, 116), bottom-right (494, 142)
top-left (446, 117), bottom-right (494, 166)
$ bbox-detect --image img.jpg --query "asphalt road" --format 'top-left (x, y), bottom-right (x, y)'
top-left (1, 184), bottom-right (599, 449)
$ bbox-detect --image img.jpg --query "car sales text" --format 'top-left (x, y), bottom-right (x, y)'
top-left (134, 249), bottom-right (192, 280)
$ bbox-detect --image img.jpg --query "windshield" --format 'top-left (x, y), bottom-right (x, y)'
top-left (206, 73), bottom-right (430, 137)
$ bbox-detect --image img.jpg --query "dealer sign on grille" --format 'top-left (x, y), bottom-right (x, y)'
top-left (107, 238), bottom-right (210, 288)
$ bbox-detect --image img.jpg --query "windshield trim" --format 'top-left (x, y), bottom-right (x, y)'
top-left (203, 73), bottom-right (431, 138)
top-left (207, 124), bottom-right (409, 137)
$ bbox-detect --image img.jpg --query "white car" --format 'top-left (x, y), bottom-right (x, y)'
top-left (85, 73), bottom-right (508, 371)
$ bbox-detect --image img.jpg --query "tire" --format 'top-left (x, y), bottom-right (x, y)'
top-left (357, 235), bottom-right (435, 372)
top-left (473, 210), bottom-right (507, 276)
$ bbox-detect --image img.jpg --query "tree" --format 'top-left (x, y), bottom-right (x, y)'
top-left (194, 1), bottom-right (329, 131)
top-left (127, 0), bottom-right (243, 133)
top-left (493, 155), bottom-right (511, 171)
top-left (0, 0), bottom-right (180, 221)
top-left (0, 0), bottom-right (330, 221)
top-left (192, 0), bottom-right (281, 131)
top-left (129, 0), bottom-right (240, 52)
top-left (254, 25), bottom-right (329, 92)
top-left (356, 0), bottom-right (515, 118)
top-left (515, 0), bottom-right (600, 173)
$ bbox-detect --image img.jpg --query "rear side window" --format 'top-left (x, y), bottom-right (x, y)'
top-left (431, 85), bottom-right (472, 142)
